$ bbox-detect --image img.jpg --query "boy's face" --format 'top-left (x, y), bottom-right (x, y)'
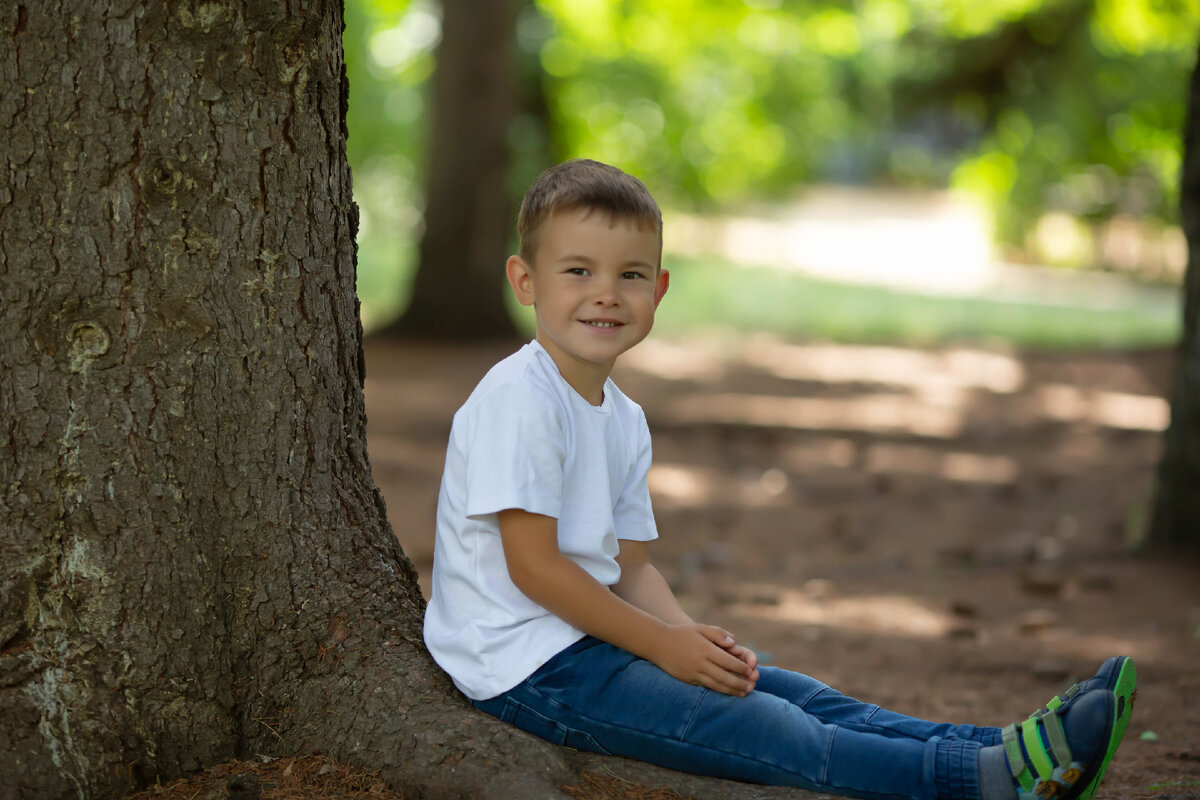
top-left (506, 208), bottom-right (668, 394)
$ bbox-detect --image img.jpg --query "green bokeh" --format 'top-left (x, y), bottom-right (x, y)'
top-left (652, 255), bottom-right (1179, 349)
top-left (345, 0), bottom-right (1194, 344)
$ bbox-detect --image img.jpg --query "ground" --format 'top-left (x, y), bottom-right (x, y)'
top-left (132, 334), bottom-right (1199, 800)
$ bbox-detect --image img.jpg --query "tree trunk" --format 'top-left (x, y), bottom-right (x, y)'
top-left (0, 4), bottom-right (823, 798)
top-left (1149, 48), bottom-right (1200, 551)
top-left (384, 0), bottom-right (520, 341)
top-left (0, 2), bottom-right (568, 796)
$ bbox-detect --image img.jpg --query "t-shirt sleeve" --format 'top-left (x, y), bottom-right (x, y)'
top-left (613, 409), bottom-right (658, 542)
top-left (461, 381), bottom-right (566, 522)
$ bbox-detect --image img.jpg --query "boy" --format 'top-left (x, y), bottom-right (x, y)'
top-left (423, 159), bottom-right (1135, 800)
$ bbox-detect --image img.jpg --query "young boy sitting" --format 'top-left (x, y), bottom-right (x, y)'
top-left (422, 159), bottom-right (1136, 800)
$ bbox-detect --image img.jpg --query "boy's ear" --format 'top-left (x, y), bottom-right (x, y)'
top-left (506, 255), bottom-right (536, 306)
top-left (653, 268), bottom-right (669, 308)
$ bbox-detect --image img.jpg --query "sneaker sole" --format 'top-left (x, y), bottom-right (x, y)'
top-left (1080, 658), bottom-right (1137, 799)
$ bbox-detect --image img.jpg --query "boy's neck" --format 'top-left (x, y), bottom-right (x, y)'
top-left (536, 334), bottom-right (612, 406)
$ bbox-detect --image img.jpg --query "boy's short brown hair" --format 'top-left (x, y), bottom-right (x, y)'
top-left (517, 159), bottom-right (663, 264)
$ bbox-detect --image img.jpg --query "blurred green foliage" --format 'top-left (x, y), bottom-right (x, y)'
top-left (649, 255), bottom-right (1180, 348)
top-left (344, 0), bottom-right (1197, 325)
top-left (501, 252), bottom-right (1180, 348)
top-left (343, 0), bottom-right (439, 327)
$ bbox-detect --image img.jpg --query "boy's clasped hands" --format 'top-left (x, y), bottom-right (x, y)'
top-left (655, 623), bottom-right (759, 697)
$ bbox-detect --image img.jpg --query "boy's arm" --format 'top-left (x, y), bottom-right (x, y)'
top-left (614, 539), bottom-right (759, 676)
top-left (499, 508), bottom-right (756, 696)
top-left (612, 539), bottom-right (693, 624)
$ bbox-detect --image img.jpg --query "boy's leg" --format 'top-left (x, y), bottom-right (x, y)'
top-left (754, 666), bottom-right (1003, 747)
top-left (475, 637), bottom-right (982, 800)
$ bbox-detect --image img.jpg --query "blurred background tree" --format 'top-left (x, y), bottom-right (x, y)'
top-left (347, 0), bottom-right (556, 336)
top-left (1150, 51), bottom-right (1200, 551)
top-left (345, 0), bottom-right (1196, 337)
top-left (379, 0), bottom-right (521, 340)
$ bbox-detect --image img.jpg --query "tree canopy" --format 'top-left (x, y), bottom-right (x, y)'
top-left (345, 0), bottom-right (1197, 316)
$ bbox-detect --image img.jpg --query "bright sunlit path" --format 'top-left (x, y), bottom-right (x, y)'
top-left (668, 186), bottom-right (996, 295)
top-left (663, 185), bottom-right (1182, 317)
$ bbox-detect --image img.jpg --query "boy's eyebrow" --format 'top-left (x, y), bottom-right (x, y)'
top-left (556, 253), bottom-right (656, 270)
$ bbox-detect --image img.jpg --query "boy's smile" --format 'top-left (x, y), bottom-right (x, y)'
top-left (506, 208), bottom-right (668, 404)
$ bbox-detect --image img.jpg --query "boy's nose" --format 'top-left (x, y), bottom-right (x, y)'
top-left (591, 278), bottom-right (620, 304)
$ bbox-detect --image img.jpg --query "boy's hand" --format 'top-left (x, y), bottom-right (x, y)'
top-left (722, 639), bottom-right (760, 680)
top-left (654, 624), bottom-right (758, 697)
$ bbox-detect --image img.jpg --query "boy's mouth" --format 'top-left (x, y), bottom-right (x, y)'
top-left (582, 320), bottom-right (622, 329)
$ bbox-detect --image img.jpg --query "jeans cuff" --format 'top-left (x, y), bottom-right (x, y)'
top-left (934, 737), bottom-right (984, 800)
top-left (974, 727), bottom-right (1004, 748)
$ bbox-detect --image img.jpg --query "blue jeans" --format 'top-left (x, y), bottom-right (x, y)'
top-left (473, 637), bottom-right (1003, 800)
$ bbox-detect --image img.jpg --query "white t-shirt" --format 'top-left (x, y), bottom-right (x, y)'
top-left (423, 340), bottom-right (658, 700)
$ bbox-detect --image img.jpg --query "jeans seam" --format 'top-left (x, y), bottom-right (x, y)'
top-left (678, 687), bottom-right (710, 742)
top-left (821, 725), bottom-right (837, 786)
top-left (797, 684), bottom-right (825, 708)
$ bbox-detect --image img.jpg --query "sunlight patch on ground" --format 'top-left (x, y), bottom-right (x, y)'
top-left (626, 336), bottom-right (1027, 395)
top-left (648, 463), bottom-right (714, 505)
top-left (731, 590), bottom-right (954, 638)
top-left (1033, 630), bottom-right (1165, 666)
top-left (1036, 385), bottom-right (1169, 431)
top-left (629, 336), bottom-right (1166, 438)
top-left (650, 463), bottom-right (791, 508)
top-left (727, 589), bottom-right (1165, 660)
top-left (669, 393), bottom-right (965, 438)
top-left (620, 338), bottom-right (730, 381)
top-left (864, 444), bottom-right (1019, 485)
top-left (740, 337), bottom-right (1026, 394)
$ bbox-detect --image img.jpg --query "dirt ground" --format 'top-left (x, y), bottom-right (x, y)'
top-left (365, 333), bottom-right (1200, 798)
top-left (132, 334), bottom-right (1200, 800)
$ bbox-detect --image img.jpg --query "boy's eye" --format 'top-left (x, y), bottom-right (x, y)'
top-left (622, 271), bottom-right (647, 280)
top-left (566, 267), bottom-right (589, 276)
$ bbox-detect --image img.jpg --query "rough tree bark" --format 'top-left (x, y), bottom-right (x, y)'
top-left (0, 1), bottom-right (572, 797)
top-left (0, 3), bottom-right (820, 799)
top-left (384, 0), bottom-right (520, 341)
top-left (1149, 47), bottom-right (1200, 550)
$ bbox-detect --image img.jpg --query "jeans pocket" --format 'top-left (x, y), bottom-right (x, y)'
top-left (500, 699), bottom-right (568, 746)
top-left (499, 699), bottom-right (611, 755)
top-left (562, 727), bottom-right (610, 755)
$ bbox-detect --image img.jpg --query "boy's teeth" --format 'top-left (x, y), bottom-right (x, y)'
top-left (589, 321), bottom-right (616, 328)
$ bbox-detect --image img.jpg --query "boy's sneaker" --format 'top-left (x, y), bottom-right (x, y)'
top-left (1030, 656), bottom-right (1137, 719)
top-left (1028, 656), bottom-right (1136, 799)
top-left (1002, 688), bottom-right (1126, 800)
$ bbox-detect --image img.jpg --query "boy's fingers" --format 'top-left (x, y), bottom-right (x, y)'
top-left (698, 625), bottom-right (735, 646)
top-left (700, 629), bottom-right (751, 667)
top-left (733, 645), bottom-right (759, 671)
top-left (704, 644), bottom-right (750, 675)
top-left (698, 667), bottom-right (752, 696)
top-left (708, 648), bottom-right (757, 684)
top-left (722, 642), bottom-right (759, 680)
top-left (687, 626), bottom-right (756, 689)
